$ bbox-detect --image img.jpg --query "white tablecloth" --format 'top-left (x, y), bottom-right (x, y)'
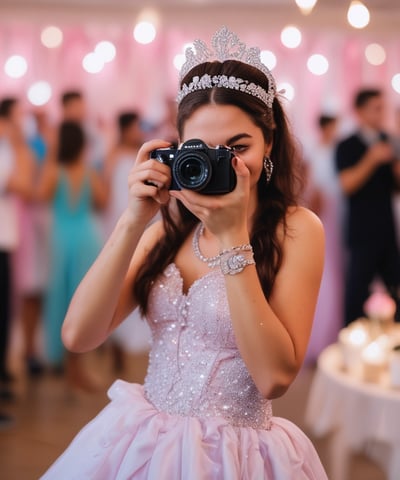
top-left (305, 343), bottom-right (400, 480)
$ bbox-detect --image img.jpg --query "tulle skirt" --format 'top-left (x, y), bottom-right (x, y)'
top-left (40, 380), bottom-right (327, 480)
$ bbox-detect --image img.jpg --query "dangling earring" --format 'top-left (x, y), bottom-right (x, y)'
top-left (263, 156), bottom-right (274, 184)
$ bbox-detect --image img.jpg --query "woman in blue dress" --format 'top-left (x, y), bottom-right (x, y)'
top-left (36, 121), bottom-right (107, 389)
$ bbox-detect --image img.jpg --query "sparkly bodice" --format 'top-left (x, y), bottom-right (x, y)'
top-left (144, 263), bottom-right (272, 430)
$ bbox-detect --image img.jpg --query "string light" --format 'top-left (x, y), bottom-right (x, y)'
top-left (280, 25), bottom-right (302, 49)
top-left (347, 1), bottom-right (370, 29)
top-left (41, 26), bottom-right (63, 48)
top-left (82, 52), bottom-right (104, 74)
top-left (94, 41), bottom-right (116, 63)
top-left (4, 55), bottom-right (28, 78)
top-left (295, 0), bottom-right (318, 15)
top-left (392, 74), bottom-right (400, 95)
top-left (133, 21), bottom-right (156, 44)
top-left (365, 43), bottom-right (386, 66)
top-left (260, 50), bottom-right (277, 70)
top-left (307, 54), bottom-right (329, 75)
top-left (27, 81), bottom-right (52, 106)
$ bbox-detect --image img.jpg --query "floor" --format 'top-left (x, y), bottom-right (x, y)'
top-left (0, 326), bottom-right (386, 480)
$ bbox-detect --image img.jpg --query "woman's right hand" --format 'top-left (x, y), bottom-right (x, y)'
top-left (126, 139), bottom-right (173, 224)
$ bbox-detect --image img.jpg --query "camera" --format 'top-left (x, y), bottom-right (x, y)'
top-left (150, 139), bottom-right (236, 194)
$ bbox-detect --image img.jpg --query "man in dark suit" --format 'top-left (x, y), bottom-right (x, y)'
top-left (335, 88), bottom-right (400, 325)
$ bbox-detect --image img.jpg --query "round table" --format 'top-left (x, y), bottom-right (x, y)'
top-left (305, 343), bottom-right (400, 480)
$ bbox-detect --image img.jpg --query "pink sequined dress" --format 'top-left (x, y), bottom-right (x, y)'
top-left (41, 263), bottom-right (327, 479)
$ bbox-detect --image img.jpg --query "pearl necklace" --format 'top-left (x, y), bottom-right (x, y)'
top-left (192, 223), bottom-right (221, 268)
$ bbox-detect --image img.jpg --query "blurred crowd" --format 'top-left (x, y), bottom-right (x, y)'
top-left (0, 90), bottom-right (178, 427)
top-left (1, 85), bottom-right (400, 429)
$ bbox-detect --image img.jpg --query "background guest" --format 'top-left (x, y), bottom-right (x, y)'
top-left (303, 114), bottom-right (345, 362)
top-left (18, 108), bottom-right (54, 376)
top-left (0, 99), bottom-right (33, 402)
top-left (103, 111), bottom-right (152, 382)
top-left (335, 88), bottom-right (400, 326)
top-left (35, 121), bottom-right (107, 391)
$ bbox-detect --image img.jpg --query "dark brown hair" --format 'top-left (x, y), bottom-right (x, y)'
top-left (134, 59), bottom-right (302, 314)
top-left (57, 121), bottom-right (86, 165)
top-left (354, 88), bottom-right (382, 109)
top-left (61, 90), bottom-right (82, 107)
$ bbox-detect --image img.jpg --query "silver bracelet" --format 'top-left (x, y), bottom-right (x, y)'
top-left (220, 245), bottom-right (255, 275)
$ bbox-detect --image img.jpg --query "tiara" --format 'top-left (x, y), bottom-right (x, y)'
top-left (177, 26), bottom-right (276, 109)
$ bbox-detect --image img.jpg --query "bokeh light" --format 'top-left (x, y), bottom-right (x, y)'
top-left (4, 55), bottom-right (28, 78)
top-left (82, 52), bottom-right (104, 74)
top-left (173, 53), bottom-right (186, 71)
top-left (392, 74), bottom-right (400, 94)
top-left (278, 82), bottom-right (295, 101)
top-left (95, 41), bottom-right (116, 63)
top-left (133, 21), bottom-right (156, 45)
top-left (27, 81), bottom-right (52, 106)
top-left (173, 43), bottom-right (195, 71)
top-left (365, 43), bottom-right (386, 66)
top-left (260, 50), bottom-right (277, 70)
top-left (280, 26), bottom-right (302, 49)
top-left (307, 54), bottom-right (329, 75)
top-left (347, 1), bottom-right (370, 29)
top-left (41, 26), bottom-right (63, 48)
top-left (295, 0), bottom-right (318, 15)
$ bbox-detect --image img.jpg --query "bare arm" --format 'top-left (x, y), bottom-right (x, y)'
top-left (339, 141), bottom-right (394, 195)
top-left (61, 139), bottom-right (172, 353)
top-left (34, 157), bottom-right (58, 202)
top-left (90, 169), bottom-right (109, 210)
top-left (6, 142), bottom-right (34, 200)
top-left (171, 158), bottom-right (324, 399)
top-left (223, 207), bottom-right (324, 398)
top-left (62, 215), bottom-right (162, 352)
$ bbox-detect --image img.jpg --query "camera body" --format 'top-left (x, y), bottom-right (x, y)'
top-left (150, 139), bottom-right (236, 194)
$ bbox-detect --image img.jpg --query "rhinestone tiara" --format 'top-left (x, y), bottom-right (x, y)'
top-left (177, 26), bottom-right (276, 109)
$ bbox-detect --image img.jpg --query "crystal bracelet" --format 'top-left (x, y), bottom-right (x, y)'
top-left (219, 245), bottom-right (255, 275)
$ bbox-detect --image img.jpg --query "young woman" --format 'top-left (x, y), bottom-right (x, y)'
top-left (41, 28), bottom-right (327, 479)
top-left (36, 121), bottom-right (107, 390)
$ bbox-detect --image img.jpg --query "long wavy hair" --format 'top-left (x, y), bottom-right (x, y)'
top-left (134, 60), bottom-right (302, 314)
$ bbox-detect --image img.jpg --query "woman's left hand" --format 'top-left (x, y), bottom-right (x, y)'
top-left (169, 156), bottom-right (251, 244)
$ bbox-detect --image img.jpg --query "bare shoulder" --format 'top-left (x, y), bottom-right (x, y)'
top-left (272, 206), bottom-right (325, 297)
top-left (285, 205), bottom-right (324, 239)
top-left (280, 205), bottom-right (325, 263)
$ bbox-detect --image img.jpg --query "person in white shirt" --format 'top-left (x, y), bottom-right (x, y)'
top-left (0, 100), bottom-right (32, 391)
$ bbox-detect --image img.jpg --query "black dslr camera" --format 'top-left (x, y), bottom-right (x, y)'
top-left (150, 139), bottom-right (236, 194)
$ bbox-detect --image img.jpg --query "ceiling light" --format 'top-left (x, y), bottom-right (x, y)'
top-left (295, 0), bottom-right (318, 15)
top-left (347, 1), bottom-right (370, 29)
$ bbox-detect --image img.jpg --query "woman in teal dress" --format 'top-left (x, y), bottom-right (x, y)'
top-left (36, 121), bottom-right (107, 388)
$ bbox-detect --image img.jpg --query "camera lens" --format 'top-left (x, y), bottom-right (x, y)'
top-left (173, 152), bottom-right (211, 190)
